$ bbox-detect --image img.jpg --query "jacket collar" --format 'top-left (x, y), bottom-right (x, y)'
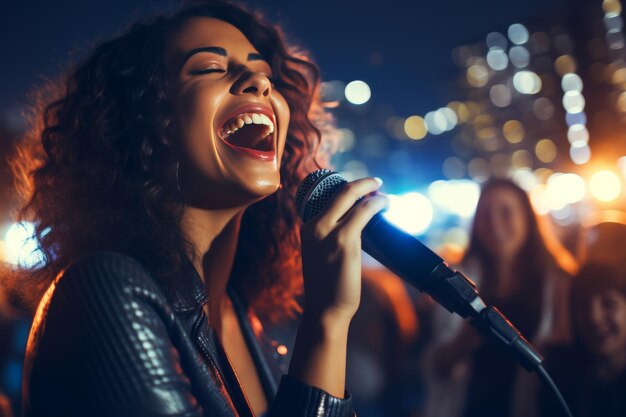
top-left (157, 252), bottom-right (280, 401)
top-left (160, 255), bottom-right (209, 313)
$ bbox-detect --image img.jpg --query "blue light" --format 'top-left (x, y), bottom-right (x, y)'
top-left (4, 222), bottom-right (46, 268)
top-left (382, 192), bottom-right (433, 235)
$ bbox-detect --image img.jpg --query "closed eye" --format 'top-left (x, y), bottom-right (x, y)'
top-left (189, 68), bottom-right (226, 75)
top-left (188, 68), bottom-right (276, 87)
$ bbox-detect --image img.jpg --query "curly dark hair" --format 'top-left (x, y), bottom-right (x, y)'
top-left (9, 0), bottom-right (336, 321)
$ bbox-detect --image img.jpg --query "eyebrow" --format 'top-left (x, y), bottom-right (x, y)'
top-left (182, 46), bottom-right (268, 65)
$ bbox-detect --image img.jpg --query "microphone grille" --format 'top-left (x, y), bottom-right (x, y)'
top-left (295, 169), bottom-right (347, 222)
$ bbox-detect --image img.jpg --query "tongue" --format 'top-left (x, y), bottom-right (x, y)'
top-left (225, 124), bottom-right (272, 151)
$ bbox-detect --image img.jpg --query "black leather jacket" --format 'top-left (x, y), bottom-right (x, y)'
top-left (22, 251), bottom-right (355, 417)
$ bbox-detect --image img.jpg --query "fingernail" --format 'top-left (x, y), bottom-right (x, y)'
top-left (374, 177), bottom-right (383, 185)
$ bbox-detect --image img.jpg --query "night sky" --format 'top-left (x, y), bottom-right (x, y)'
top-left (1, 0), bottom-right (572, 121)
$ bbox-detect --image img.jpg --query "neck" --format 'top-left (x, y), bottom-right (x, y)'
top-left (181, 205), bottom-right (245, 334)
top-left (485, 255), bottom-right (517, 299)
top-left (496, 257), bottom-right (515, 278)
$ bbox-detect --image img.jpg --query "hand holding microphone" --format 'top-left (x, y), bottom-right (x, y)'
top-left (295, 169), bottom-right (572, 417)
top-left (299, 176), bottom-right (388, 324)
top-left (296, 169), bottom-right (541, 370)
top-left (289, 175), bottom-right (388, 399)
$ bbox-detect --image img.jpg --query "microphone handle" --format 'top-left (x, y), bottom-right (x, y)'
top-left (362, 213), bottom-right (443, 284)
top-left (362, 213), bottom-right (483, 318)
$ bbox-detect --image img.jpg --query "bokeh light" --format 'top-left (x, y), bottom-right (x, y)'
top-left (618, 155), bottom-right (626, 178)
top-left (503, 120), bottom-right (525, 143)
top-left (512, 168), bottom-right (538, 190)
top-left (439, 107), bottom-right (458, 131)
top-left (530, 184), bottom-right (550, 215)
top-left (486, 32), bottom-right (508, 49)
top-left (611, 68), bottom-right (626, 85)
top-left (547, 173), bottom-right (586, 205)
top-left (535, 138), bottom-right (557, 163)
top-left (570, 142), bottom-right (591, 164)
top-left (425, 110), bottom-right (448, 134)
top-left (428, 180), bottom-right (480, 217)
top-left (337, 128), bottom-right (356, 152)
top-left (512, 149), bottom-right (533, 168)
top-left (508, 24), bottom-right (529, 45)
top-left (604, 0), bottom-right (622, 16)
top-left (567, 124), bottom-right (590, 145)
top-left (5, 222), bottom-right (45, 268)
top-left (442, 157), bottom-right (466, 179)
top-left (513, 71), bottom-right (542, 94)
top-left (589, 170), bottom-right (622, 201)
top-left (448, 101), bottom-right (470, 123)
top-left (617, 92), bottom-right (626, 112)
top-left (554, 55), bottom-right (577, 76)
top-left (565, 111), bottom-right (587, 126)
top-left (487, 49), bottom-right (509, 70)
top-left (562, 91), bottom-right (586, 113)
top-left (561, 73), bottom-right (583, 92)
top-left (345, 80), bottom-right (371, 105)
top-left (468, 158), bottom-right (490, 181)
top-left (509, 46), bottom-right (530, 68)
top-left (490, 84), bottom-right (512, 107)
top-left (467, 65), bottom-right (489, 87)
top-left (383, 192), bottom-right (433, 235)
top-left (404, 116), bottom-right (428, 140)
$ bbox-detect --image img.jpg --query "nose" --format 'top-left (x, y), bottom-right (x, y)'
top-left (232, 70), bottom-right (272, 98)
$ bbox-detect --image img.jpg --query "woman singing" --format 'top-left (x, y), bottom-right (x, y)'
top-left (9, 1), bottom-right (388, 416)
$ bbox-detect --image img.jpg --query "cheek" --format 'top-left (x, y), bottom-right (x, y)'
top-left (611, 307), bottom-right (626, 335)
top-left (512, 217), bottom-right (528, 244)
top-left (176, 86), bottom-right (224, 164)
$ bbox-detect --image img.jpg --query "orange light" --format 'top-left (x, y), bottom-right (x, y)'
top-left (590, 170), bottom-right (622, 202)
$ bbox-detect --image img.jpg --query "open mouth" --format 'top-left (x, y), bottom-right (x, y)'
top-left (218, 112), bottom-right (275, 158)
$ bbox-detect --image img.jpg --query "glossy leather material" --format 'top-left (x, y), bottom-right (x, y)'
top-left (22, 251), bottom-right (355, 417)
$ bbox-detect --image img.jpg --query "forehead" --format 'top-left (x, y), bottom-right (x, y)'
top-left (483, 187), bottom-right (522, 207)
top-left (166, 17), bottom-right (257, 59)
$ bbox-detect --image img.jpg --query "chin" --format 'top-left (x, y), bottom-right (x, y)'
top-left (247, 183), bottom-right (281, 201)
top-left (231, 174), bottom-right (281, 202)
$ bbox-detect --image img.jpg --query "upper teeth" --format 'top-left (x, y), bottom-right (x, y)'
top-left (221, 112), bottom-right (275, 138)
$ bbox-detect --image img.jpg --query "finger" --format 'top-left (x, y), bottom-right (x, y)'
top-left (339, 194), bottom-right (389, 237)
top-left (314, 177), bottom-right (383, 227)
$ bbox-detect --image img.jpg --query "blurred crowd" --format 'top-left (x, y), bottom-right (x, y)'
top-left (2, 178), bottom-right (626, 417)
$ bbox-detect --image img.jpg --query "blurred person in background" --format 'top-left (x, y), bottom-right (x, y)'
top-left (422, 178), bottom-right (576, 417)
top-left (539, 262), bottom-right (626, 417)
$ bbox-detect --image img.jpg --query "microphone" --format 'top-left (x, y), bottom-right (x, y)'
top-left (296, 169), bottom-right (543, 372)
